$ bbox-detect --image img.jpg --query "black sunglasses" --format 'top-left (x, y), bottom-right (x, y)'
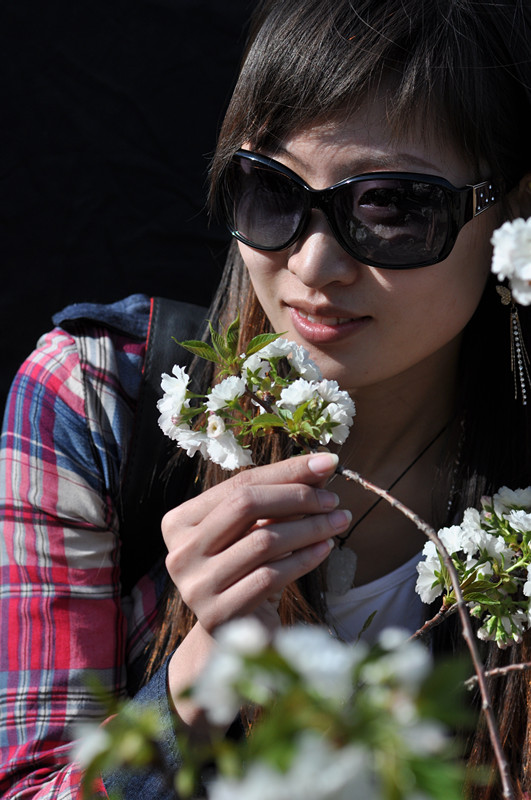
top-left (219, 150), bottom-right (500, 269)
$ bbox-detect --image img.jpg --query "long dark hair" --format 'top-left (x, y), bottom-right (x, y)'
top-left (148, 0), bottom-right (531, 795)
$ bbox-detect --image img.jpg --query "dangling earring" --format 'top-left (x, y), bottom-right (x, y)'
top-left (496, 285), bottom-right (531, 406)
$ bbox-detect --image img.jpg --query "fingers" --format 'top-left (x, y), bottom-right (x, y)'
top-left (165, 452), bottom-right (339, 528)
top-left (180, 535), bottom-right (336, 633)
top-left (167, 508), bottom-right (351, 632)
top-left (160, 451), bottom-right (346, 634)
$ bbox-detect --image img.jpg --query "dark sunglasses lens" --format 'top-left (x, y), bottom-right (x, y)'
top-left (334, 179), bottom-right (450, 266)
top-left (225, 157), bottom-right (305, 249)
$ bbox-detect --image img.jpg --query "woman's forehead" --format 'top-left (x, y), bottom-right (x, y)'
top-left (255, 106), bottom-right (479, 186)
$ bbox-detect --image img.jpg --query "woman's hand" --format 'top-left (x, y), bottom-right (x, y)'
top-left (161, 452), bottom-right (350, 633)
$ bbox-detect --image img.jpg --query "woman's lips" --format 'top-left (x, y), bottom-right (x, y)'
top-left (289, 306), bottom-right (370, 343)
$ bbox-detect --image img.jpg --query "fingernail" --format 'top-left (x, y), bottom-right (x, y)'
top-left (316, 489), bottom-right (339, 510)
top-left (308, 452), bottom-right (339, 475)
top-left (313, 538), bottom-right (335, 556)
top-left (328, 509), bottom-right (352, 530)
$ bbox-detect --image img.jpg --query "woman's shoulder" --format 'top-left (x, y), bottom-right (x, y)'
top-left (52, 292), bottom-right (152, 341)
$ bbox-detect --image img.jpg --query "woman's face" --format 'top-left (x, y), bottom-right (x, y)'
top-left (238, 105), bottom-right (500, 398)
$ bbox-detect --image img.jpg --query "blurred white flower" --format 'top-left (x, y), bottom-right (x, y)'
top-left (193, 648), bottom-right (245, 725)
top-left (491, 217), bottom-right (531, 305)
top-left (72, 723), bottom-right (112, 766)
top-left (194, 619), bottom-right (274, 725)
top-left (206, 376), bottom-right (247, 411)
top-left (216, 618), bottom-right (271, 655)
top-left (274, 625), bottom-right (363, 702)
top-left (209, 734), bottom-right (376, 800)
top-left (363, 628), bottom-right (432, 691)
top-left (206, 429), bottom-right (253, 470)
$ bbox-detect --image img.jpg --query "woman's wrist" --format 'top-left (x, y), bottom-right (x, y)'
top-left (167, 622), bottom-right (218, 738)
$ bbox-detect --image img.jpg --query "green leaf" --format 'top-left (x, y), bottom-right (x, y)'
top-left (357, 610), bottom-right (378, 641)
top-left (173, 338), bottom-right (220, 363)
top-left (251, 414), bottom-right (286, 432)
top-left (209, 322), bottom-right (231, 361)
top-left (462, 592), bottom-right (500, 605)
top-left (292, 401), bottom-right (310, 423)
top-left (245, 332), bottom-right (284, 356)
top-left (225, 313), bottom-right (241, 359)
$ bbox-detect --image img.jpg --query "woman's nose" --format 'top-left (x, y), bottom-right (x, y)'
top-left (286, 210), bottom-right (362, 289)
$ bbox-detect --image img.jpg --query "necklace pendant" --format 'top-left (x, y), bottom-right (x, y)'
top-left (326, 546), bottom-right (357, 595)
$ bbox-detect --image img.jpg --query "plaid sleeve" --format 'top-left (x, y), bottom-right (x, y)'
top-left (0, 324), bottom-right (146, 798)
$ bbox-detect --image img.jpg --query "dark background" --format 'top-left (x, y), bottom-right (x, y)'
top-left (0, 0), bottom-right (255, 411)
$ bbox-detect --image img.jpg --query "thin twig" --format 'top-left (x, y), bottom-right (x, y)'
top-left (465, 661), bottom-right (531, 689)
top-left (337, 464), bottom-right (516, 800)
top-left (410, 603), bottom-right (457, 640)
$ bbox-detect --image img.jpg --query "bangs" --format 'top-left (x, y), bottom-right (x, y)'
top-left (211, 0), bottom-right (530, 206)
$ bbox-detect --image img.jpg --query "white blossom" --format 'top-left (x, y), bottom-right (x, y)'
top-left (459, 508), bottom-right (484, 555)
top-left (258, 338), bottom-right (294, 359)
top-left (274, 625), bottom-right (364, 702)
top-left (493, 485), bottom-right (531, 516)
top-left (206, 429), bottom-right (253, 470)
top-left (174, 424), bottom-right (209, 458)
top-left (289, 343), bottom-right (322, 380)
top-left (437, 525), bottom-right (465, 557)
top-left (159, 364), bottom-right (190, 402)
top-left (415, 555), bottom-right (444, 604)
top-left (206, 375), bottom-right (247, 411)
top-left (242, 352), bottom-right (270, 379)
top-left (491, 218), bottom-right (531, 305)
top-left (277, 378), bottom-right (318, 409)
top-left (157, 365), bottom-right (191, 438)
top-left (504, 509), bottom-right (531, 533)
top-left (523, 565), bottom-right (531, 598)
top-left (207, 414), bottom-right (226, 438)
top-left (316, 380), bottom-right (356, 414)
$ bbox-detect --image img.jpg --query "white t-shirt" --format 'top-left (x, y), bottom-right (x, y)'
top-left (325, 551), bottom-right (427, 645)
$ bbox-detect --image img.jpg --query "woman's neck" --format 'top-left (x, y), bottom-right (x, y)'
top-left (337, 343), bottom-right (459, 481)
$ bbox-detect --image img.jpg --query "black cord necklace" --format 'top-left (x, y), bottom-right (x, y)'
top-left (335, 423), bottom-right (447, 546)
top-left (326, 423), bottom-right (447, 595)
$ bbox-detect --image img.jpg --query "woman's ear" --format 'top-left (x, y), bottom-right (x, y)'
top-left (507, 173), bottom-right (531, 219)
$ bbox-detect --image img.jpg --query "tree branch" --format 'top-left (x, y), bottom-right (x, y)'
top-left (337, 465), bottom-right (516, 800)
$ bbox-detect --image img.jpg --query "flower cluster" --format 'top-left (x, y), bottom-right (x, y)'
top-left (415, 486), bottom-right (531, 648)
top-left (189, 619), bottom-right (463, 800)
top-left (491, 217), bottom-right (531, 305)
top-left (157, 318), bottom-right (355, 470)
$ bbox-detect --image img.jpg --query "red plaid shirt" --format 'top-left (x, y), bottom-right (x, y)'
top-left (0, 297), bottom-right (166, 797)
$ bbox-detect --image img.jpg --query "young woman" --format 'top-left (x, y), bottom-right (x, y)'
top-left (1, 0), bottom-right (530, 798)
